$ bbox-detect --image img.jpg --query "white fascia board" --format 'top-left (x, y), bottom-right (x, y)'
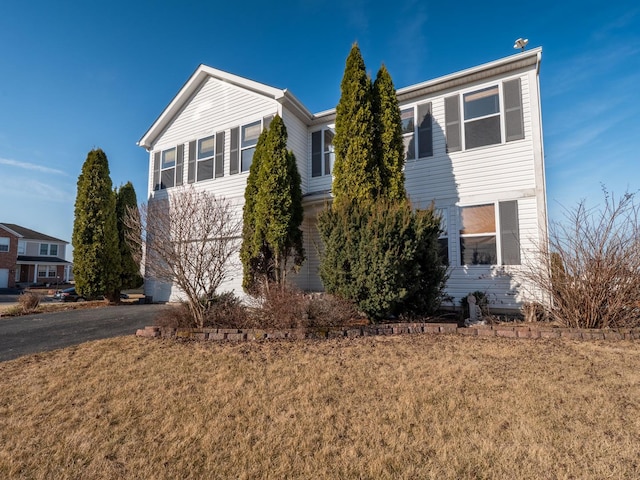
top-left (396, 47), bottom-right (542, 101)
top-left (138, 64), bottom-right (287, 150)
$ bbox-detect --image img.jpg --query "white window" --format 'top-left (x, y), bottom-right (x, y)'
top-left (230, 115), bottom-right (275, 175)
top-left (438, 209), bottom-right (449, 265)
top-left (311, 128), bottom-right (335, 177)
top-left (197, 135), bottom-right (215, 181)
top-left (0, 237), bottom-right (9, 253)
top-left (18, 241), bottom-right (25, 255)
top-left (38, 265), bottom-right (59, 278)
top-left (459, 201), bottom-right (521, 266)
top-left (445, 79), bottom-right (524, 152)
top-left (40, 243), bottom-right (48, 255)
top-left (39, 243), bottom-right (58, 256)
top-left (50, 244), bottom-right (58, 256)
top-left (161, 148), bottom-right (176, 189)
top-left (401, 108), bottom-right (415, 160)
top-left (460, 204), bottom-right (497, 265)
top-left (400, 103), bottom-right (433, 160)
top-left (241, 121), bottom-right (261, 172)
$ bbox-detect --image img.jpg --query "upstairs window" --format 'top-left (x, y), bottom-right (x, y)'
top-left (0, 237), bottom-right (9, 253)
top-left (18, 240), bottom-right (25, 255)
top-left (463, 86), bottom-right (501, 149)
top-left (445, 78), bottom-right (524, 152)
top-left (401, 108), bottom-right (415, 160)
top-left (401, 103), bottom-right (432, 160)
top-left (39, 243), bottom-right (58, 256)
top-left (230, 115), bottom-right (274, 175)
top-left (161, 148), bottom-right (176, 189)
top-left (153, 145), bottom-right (184, 190)
top-left (241, 120), bottom-right (261, 172)
top-left (311, 128), bottom-right (335, 177)
top-left (197, 135), bottom-right (215, 181)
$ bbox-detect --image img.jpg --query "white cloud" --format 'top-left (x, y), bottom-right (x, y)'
top-left (0, 157), bottom-right (67, 175)
top-left (0, 176), bottom-right (75, 203)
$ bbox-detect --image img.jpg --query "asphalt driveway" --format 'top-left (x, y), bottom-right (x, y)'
top-left (0, 303), bottom-right (166, 362)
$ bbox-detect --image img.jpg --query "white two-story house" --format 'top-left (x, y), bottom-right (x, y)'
top-left (138, 48), bottom-right (547, 312)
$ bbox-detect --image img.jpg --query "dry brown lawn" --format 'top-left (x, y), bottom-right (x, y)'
top-left (1, 334), bottom-right (639, 479)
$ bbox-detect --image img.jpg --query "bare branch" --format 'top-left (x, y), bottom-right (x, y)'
top-left (125, 186), bottom-right (241, 328)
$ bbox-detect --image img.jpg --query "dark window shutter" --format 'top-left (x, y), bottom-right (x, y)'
top-left (445, 95), bottom-right (461, 152)
top-left (175, 144), bottom-right (184, 186)
top-left (311, 131), bottom-right (322, 177)
top-left (417, 102), bottom-right (433, 158)
top-left (187, 141), bottom-right (196, 184)
top-left (153, 152), bottom-right (160, 191)
top-left (499, 200), bottom-right (521, 265)
top-left (230, 127), bottom-right (239, 175)
top-left (504, 78), bottom-right (524, 142)
top-left (215, 131), bottom-right (225, 178)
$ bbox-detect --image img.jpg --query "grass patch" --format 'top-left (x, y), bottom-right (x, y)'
top-left (1, 335), bottom-right (639, 478)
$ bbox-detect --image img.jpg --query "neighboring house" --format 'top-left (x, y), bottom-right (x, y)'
top-left (138, 48), bottom-right (547, 312)
top-left (0, 223), bottom-right (72, 288)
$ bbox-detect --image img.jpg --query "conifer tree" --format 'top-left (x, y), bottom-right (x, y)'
top-left (240, 129), bottom-right (271, 292)
top-left (373, 64), bottom-right (406, 202)
top-left (72, 149), bottom-right (121, 302)
top-left (241, 115), bottom-right (304, 291)
top-left (331, 43), bottom-right (379, 206)
top-left (115, 182), bottom-right (143, 292)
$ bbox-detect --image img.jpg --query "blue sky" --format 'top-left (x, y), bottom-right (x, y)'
top-left (1, 0), bottom-right (638, 260)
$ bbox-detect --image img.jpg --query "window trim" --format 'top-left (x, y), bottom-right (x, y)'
top-left (445, 78), bottom-right (525, 153)
top-left (0, 237), bottom-right (9, 253)
top-left (196, 134), bottom-right (215, 182)
top-left (311, 126), bottom-right (335, 177)
top-left (160, 147), bottom-right (177, 189)
top-left (458, 201), bottom-right (521, 266)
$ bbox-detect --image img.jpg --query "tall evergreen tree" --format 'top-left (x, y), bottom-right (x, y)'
top-left (72, 149), bottom-right (121, 302)
top-left (240, 129), bottom-right (271, 292)
top-left (115, 182), bottom-right (143, 292)
top-left (241, 115), bottom-right (304, 291)
top-left (373, 64), bottom-right (406, 202)
top-left (331, 43), bottom-right (379, 206)
top-left (318, 46), bottom-right (447, 320)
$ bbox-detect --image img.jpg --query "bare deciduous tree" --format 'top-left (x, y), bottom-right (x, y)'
top-left (522, 188), bottom-right (640, 328)
top-left (125, 186), bottom-right (242, 328)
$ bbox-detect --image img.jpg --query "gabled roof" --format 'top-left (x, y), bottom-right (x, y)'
top-left (139, 48), bottom-right (543, 146)
top-left (138, 64), bottom-right (313, 150)
top-left (0, 223), bottom-right (68, 243)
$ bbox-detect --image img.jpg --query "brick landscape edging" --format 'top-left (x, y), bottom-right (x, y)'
top-left (136, 322), bottom-right (640, 342)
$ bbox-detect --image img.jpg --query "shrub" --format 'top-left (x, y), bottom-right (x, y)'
top-left (19, 291), bottom-right (41, 314)
top-left (248, 286), bottom-right (309, 329)
top-left (306, 293), bottom-right (363, 327)
top-left (523, 189), bottom-right (640, 329)
top-left (318, 198), bottom-right (447, 321)
top-left (155, 303), bottom-right (196, 329)
top-left (204, 292), bottom-right (249, 328)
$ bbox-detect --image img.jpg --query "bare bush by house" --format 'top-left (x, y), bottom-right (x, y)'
top-left (18, 291), bottom-right (41, 314)
top-left (523, 189), bottom-right (640, 328)
top-left (125, 186), bottom-right (241, 328)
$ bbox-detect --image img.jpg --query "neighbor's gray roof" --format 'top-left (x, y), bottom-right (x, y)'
top-left (17, 256), bottom-right (71, 264)
top-left (0, 223), bottom-right (68, 243)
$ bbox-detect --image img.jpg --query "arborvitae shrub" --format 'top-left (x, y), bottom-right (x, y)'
top-left (318, 199), bottom-right (447, 321)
